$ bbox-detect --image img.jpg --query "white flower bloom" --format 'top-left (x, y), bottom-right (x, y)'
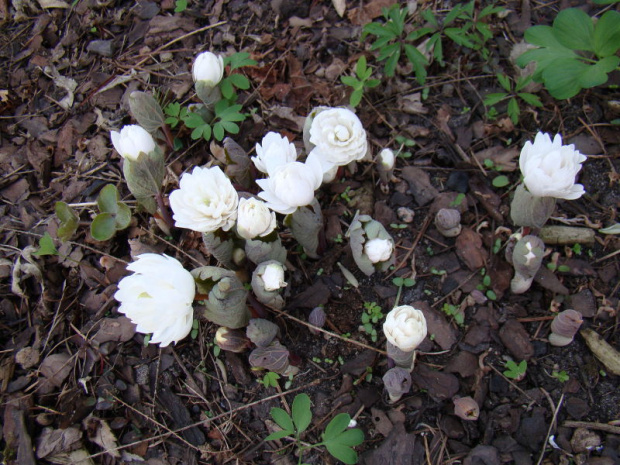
top-left (309, 108), bottom-right (368, 169)
top-left (169, 166), bottom-right (239, 233)
top-left (237, 197), bottom-right (277, 240)
top-left (519, 132), bottom-right (587, 200)
top-left (252, 132), bottom-right (298, 174)
top-left (256, 151), bottom-right (324, 214)
top-left (260, 262), bottom-right (287, 291)
top-left (364, 238), bottom-right (393, 263)
top-left (383, 305), bottom-right (427, 352)
top-left (110, 125), bottom-right (156, 161)
top-left (114, 254), bottom-right (195, 347)
top-left (379, 148), bottom-right (395, 170)
top-left (321, 164), bottom-right (339, 184)
top-left (192, 51), bottom-right (225, 86)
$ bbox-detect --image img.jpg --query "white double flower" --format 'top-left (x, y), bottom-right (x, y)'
top-left (114, 254), bottom-right (195, 347)
top-left (383, 305), bottom-right (427, 352)
top-left (169, 166), bottom-right (239, 233)
top-left (519, 132), bottom-right (586, 200)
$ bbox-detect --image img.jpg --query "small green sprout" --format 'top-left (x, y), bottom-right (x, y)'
top-left (503, 360), bottom-right (527, 380)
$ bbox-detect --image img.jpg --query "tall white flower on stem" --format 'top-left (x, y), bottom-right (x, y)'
top-left (519, 132), bottom-right (586, 200)
top-left (114, 254), bottom-right (195, 347)
top-left (383, 305), bottom-right (427, 370)
top-left (170, 166), bottom-right (239, 233)
top-left (237, 197), bottom-right (277, 240)
top-left (252, 132), bottom-right (298, 174)
top-left (256, 152), bottom-right (324, 214)
top-left (309, 107), bottom-right (368, 170)
top-left (110, 125), bottom-right (156, 161)
top-left (193, 51), bottom-right (225, 87)
top-left (511, 132), bottom-right (586, 228)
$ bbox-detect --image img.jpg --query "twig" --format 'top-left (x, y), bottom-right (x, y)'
top-left (387, 215), bottom-right (432, 279)
top-left (563, 421), bottom-right (620, 435)
top-left (86, 378), bottom-right (322, 460)
top-left (535, 392), bottom-right (564, 465)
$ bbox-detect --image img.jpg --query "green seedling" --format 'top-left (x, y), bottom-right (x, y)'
top-left (174, 0), bottom-right (187, 12)
top-left (449, 193), bottom-right (466, 207)
top-left (394, 134), bottom-right (415, 158)
top-left (260, 371), bottom-right (281, 389)
top-left (483, 73), bottom-right (543, 125)
top-left (441, 303), bottom-right (464, 326)
top-left (266, 393), bottom-right (364, 464)
top-left (503, 360), bottom-right (527, 380)
top-left (517, 8), bottom-right (620, 99)
top-left (190, 319), bottom-right (199, 339)
top-left (389, 223), bottom-right (407, 229)
top-left (552, 370), bottom-right (569, 383)
top-left (182, 99), bottom-right (245, 142)
top-left (362, 2), bottom-right (503, 84)
top-left (54, 201), bottom-right (79, 241)
top-left (361, 302), bottom-right (384, 342)
top-left (392, 276), bottom-right (415, 307)
top-left (219, 52), bottom-right (256, 100)
top-left (33, 232), bottom-right (59, 257)
top-left (476, 268), bottom-right (497, 301)
top-left (90, 184), bottom-right (132, 241)
top-left (341, 56), bottom-right (381, 107)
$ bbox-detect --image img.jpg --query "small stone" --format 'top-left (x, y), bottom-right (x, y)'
top-left (87, 40), bottom-right (114, 57)
top-left (446, 171), bottom-right (469, 193)
top-left (570, 427), bottom-right (601, 453)
top-left (396, 206), bottom-right (415, 223)
top-left (565, 397), bottom-right (589, 420)
top-left (15, 347), bottom-right (40, 369)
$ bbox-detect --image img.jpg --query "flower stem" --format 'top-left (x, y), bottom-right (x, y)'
top-left (156, 191), bottom-right (174, 230)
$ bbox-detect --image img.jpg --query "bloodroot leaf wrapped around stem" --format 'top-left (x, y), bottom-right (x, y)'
top-left (192, 266), bottom-right (250, 329)
top-left (346, 211), bottom-right (395, 276)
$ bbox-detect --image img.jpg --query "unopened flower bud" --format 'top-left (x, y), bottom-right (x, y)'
top-left (308, 307), bottom-right (326, 335)
top-left (453, 396), bottom-right (480, 421)
top-left (251, 261), bottom-right (287, 309)
top-left (192, 51), bottom-right (224, 86)
top-left (434, 208), bottom-right (462, 237)
top-left (110, 125), bottom-right (156, 161)
top-left (215, 327), bottom-right (250, 353)
top-left (377, 148), bottom-right (395, 191)
top-left (549, 309), bottom-right (583, 347)
top-left (382, 367), bottom-right (411, 403)
top-left (511, 235), bottom-right (545, 294)
top-left (364, 238), bottom-right (393, 263)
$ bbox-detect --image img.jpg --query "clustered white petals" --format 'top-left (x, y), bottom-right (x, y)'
top-left (169, 166), bottom-right (239, 233)
top-left (520, 132), bottom-right (587, 200)
top-left (236, 197), bottom-right (277, 240)
top-left (192, 51), bottom-right (225, 86)
top-left (114, 254), bottom-right (195, 347)
top-left (309, 108), bottom-right (368, 171)
top-left (364, 238), bottom-right (393, 263)
top-left (252, 132), bottom-right (298, 174)
top-left (383, 305), bottom-right (427, 352)
top-left (110, 125), bottom-right (156, 161)
top-left (256, 151), bottom-right (324, 214)
top-left (260, 263), bottom-right (287, 291)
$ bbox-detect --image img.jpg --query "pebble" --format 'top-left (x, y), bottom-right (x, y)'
top-left (396, 206), bottom-right (415, 223)
top-left (87, 40), bottom-right (114, 57)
